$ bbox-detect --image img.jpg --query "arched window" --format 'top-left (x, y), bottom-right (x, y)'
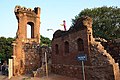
top-left (55, 44), bottom-right (59, 54)
top-left (27, 22), bottom-right (34, 38)
top-left (64, 41), bottom-right (69, 54)
top-left (77, 38), bottom-right (84, 51)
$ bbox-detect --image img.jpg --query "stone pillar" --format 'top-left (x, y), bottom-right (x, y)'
top-left (12, 42), bottom-right (16, 76)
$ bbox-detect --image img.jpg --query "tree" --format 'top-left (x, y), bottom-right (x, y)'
top-left (0, 37), bottom-right (14, 62)
top-left (0, 35), bottom-right (51, 62)
top-left (40, 35), bottom-right (51, 47)
top-left (71, 6), bottom-right (120, 40)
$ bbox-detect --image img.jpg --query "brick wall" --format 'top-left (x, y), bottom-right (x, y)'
top-left (51, 64), bottom-right (115, 80)
top-left (51, 16), bottom-right (120, 80)
top-left (51, 41), bottom-right (120, 80)
top-left (52, 29), bottom-right (91, 66)
top-left (13, 6), bottom-right (41, 75)
top-left (23, 42), bottom-right (41, 73)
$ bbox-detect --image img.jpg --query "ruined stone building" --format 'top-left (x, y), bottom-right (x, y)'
top-left (12, 6), bottom-right (41, 75)
top-left (12, 5), bottom-right (120, 80)
top-left (51, 16), bottom-right (120, 80)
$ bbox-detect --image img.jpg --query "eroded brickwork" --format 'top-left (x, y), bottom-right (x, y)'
top-left (51, 16), bottom-right (120, 80)
top-left (52, 16), bottom-right (93, 66)
top-left (12, 6), bottom-right (41, 75)
top-left (101, 40), bottom-right (120, 66)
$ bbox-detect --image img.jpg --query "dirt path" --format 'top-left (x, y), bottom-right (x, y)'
top-left (0, 73), bottom-right (79, 80)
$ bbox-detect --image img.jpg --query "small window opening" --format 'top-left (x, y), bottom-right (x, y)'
top-left (77, 38), bottom-right (84, 51)
top-left (55, 44), bottom-right (59, 54)
top-left (27, 22), bottom-right (34, 38)
top-left (64, 41), bottom-right (69, 54)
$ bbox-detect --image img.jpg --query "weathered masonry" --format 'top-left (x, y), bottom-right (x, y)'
top-left (51, 16), bottom-right (120, 80)
top-left (12, 6), bottom-right (41, 75)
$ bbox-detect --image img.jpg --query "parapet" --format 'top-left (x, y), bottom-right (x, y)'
top-left (74, 16), bottom-right (93, 29)
top-left (14, 5), bottom-right (40, 16)
top-left (53, 16), bottom-right (93, 39)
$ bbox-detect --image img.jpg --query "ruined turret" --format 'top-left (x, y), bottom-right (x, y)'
top-left (12, 6), bottom-right (41, 75)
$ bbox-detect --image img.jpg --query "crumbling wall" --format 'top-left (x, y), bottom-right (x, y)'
top-left (23, 41), bottom-right (41, 73)
top-left (51, 16), bottom-right (120, 80)
top-left (51, 64), bottom-right (116, 80)
top-left (101, 40), bottom-right (120, 66)
top-left (90, 41), bottom-right (120, 80)
top-left (52, 16), bottom-right (93, 66)
top-left (51, 40), bottom-right (120, 80)
top-left (31, 46), bottom-right (52, 77)
top-left (13, 5), bottom-right (41, 75)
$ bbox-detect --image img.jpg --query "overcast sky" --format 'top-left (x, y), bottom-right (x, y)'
top-left (0, 0), bottom-right (120, 39)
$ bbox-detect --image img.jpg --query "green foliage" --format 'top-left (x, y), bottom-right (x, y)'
top-left (72, 6), bottom-right (120, 40)
top-left (0, 37), bottom-right (14, 61)
top-left (0, 35), bottom-right (51, 62)
top-left (40, 35), bottom-right (51, 47)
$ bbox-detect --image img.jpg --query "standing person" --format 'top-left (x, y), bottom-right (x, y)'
top-left (1, 61), bottom-right (8, 75)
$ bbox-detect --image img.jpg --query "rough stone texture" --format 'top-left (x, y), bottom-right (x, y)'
top-left (51, 16), bottom-right (120, 80)
top-left (90, 41), bottom-right (120, 80)
top-left (32, 46), bottom-right (52, 77)
top-left (52, 16), bottom-right (93, 66)
top-left (12, 6), bottom-right (41, 75)
top-left (32, 64), bottom-right (51, 77)
top-left (51, 64), bottom-right (117, 80)
top-left (23, 41), bottom-right (41, 73)
top-left (100, 40), bottom-right (120, 67)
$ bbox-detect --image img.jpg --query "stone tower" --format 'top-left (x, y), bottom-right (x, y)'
top-left (14, 5), bottom-right (40, 41)
top-left (12, 5), bottom-right (41, 75)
